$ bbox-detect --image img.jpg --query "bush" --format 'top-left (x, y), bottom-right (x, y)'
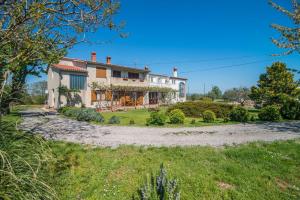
top-left (129, 119), bottom-right (135, 125)
top-left (132, 164), bottom-right (180, 200)
top-left (60, 107), bottom-right (104, 123)
top-left (203, 110), bottom-right (216, 123)
top-left (64, 107), bottom-right (81, 118)
top-left (58, 106), bottom-right (72, 114)
top-left (229, 107), bottom-right (249, 122)
top-left (250, 115), bottom-right (256, 122)
top-left (109, 116), bottom-right (120, 124)
top-left (76, 108), bottom-right (104, 122)
top-left (223, 117), bottom-right (229, 123)
top-left (167, 101), bottom-right (233, 118)
top-left (190, 119), bottom-right (196, 124)
top-left (148, 107), bottom-right (160, 113)
top-left (146, 112), bottom-right (167, 126)
top-left (169, 109), bottom-right (185, 124)
top-left (258, 105), bottom-right (281, 121)
top-left (280, 99), bottom-right (300, 120)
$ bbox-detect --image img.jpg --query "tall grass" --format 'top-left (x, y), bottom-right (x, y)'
top-left (0, 116), bottom-right (57, 200)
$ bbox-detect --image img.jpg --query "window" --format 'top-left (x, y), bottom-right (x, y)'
top-left (172, 79), bottom-right (176, 84)
top-left (70, 74), bottom-right (86, 90)
top-left (96, 67), bottom-right (106, 78)
top-left (150, 77), bottom-right (155, 83)
top-left (128, 72), bottom-right (139, 79)
top-left (179, 82), bottom-right (185, 97)
top-left (112, 70), bottom-right (121, 78)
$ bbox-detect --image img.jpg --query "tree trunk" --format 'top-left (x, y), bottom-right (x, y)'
top-left (111, 90), bottom-right (114, 111)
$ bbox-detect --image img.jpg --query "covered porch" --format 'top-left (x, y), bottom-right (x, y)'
top-left (90, 83), bottom-right (176, 111)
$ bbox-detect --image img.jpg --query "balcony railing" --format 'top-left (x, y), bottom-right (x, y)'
top-left (110, 77), bottom-right (148, 86)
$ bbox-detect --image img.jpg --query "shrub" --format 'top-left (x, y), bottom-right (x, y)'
top-left (109, 116), bottom-right (120, 124)
top-left (190, 119), bottom-right (196, 124)
top-left (167, 101), bottom-right (233, 118)
top-left (258, 105), bottom-right (281, 121)
top-left (250, 115), bottom-right (256, 122)
top-left (76, 108), bottom-right (96, 121)
top-left (64, 107), bottom-right (81, 118)
top-left (229, 107), bottom-right (249, 122)
top-left (129, 119), bottom-right (135, 125)
top-left (58, 106), bottom-right (72, 114)
top-left (203, 110), bottom-right (216, 123)
top-left (223, 117), bottom-right (230, 123)
top-left (61, 107), bottom-right (104, 123)
top-left (146, 112), bottom-right (167, 126)
top-left (77, 108), bottom-right (104, 122)
top-left (132, 164), bottom-right (180, 200)
top-left (169, 109), bottom-right (185, 124)
top-left (148, 107), bottom-right (160, 112)
top-left (280, 99), bottom-right (300, 120)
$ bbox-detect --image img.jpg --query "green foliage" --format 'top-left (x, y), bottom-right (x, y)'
top-left (60, 107), bottom-right (104, 123)
top-left (200, 97), bottom-right (213, 102)
top-left (77, 108), bottom-right (105, 122)
top-left (109, 116), bottom-right (121, 124)
top-left (167, 101), bottom-right (233, 118)
top-left (129, 119), bottom-right (135, 125)
top-left (49, 139), bottom-right (300, 200)
top-left (223, 87), bottom-right (251, 105)
top-left (190, 119), bottom-right (196, 124)
top-left (250, 62), bottom-right (300, 106)
top-left (132, 164), bottom-right (180, 200)
top-left (148, 107), bottom-right (161, 113)
top-left (280, 99), bottom-right (300, 120)
top-left (0, 116), bottom-right (56, 200)
top-left (269, 0), bottom-right (300, 55)
top-left (187, 93), bottom-right (203, 101)
top-left (169, 109), bottom-right (185, 124)
top-left (258, 105), bottom-right (282, 121)
top-left (203, 110), bottom-right (216, 123)
top-left (207, 86), bottom-right (222, 100)
top-left (146, 112), bottom-right (167, 126)
top-left (229, 107), bottom-right (250, 122)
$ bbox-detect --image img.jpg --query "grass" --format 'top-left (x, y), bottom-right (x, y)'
top-left (0, 112), bottom-right (56, 200)
top-left (100, 107), bottom-right (236, 127)
top-left (2, 109), bottom-right (300, 199)
top-left (48, 140), bottom-right (300, 200)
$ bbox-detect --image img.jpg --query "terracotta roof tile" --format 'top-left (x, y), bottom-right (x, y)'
top-left (52, 64), bottom-right (87, 72)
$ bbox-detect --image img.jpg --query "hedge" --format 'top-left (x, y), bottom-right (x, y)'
top-left (167, 101), bottom-right (233, 118)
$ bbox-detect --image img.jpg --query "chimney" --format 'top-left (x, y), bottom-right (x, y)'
top-left (173, 67), bottom-right (178, 77)
top-left (91, 52), bottom-right (96, 62)
top-left (106, 56), bottom-right (111, 64)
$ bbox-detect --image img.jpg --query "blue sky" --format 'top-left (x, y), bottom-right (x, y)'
top-left (32, 0), bottom-right (299, 93)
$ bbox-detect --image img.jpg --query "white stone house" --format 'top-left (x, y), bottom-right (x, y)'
top-left (47, 52), bottom-right (187, 110)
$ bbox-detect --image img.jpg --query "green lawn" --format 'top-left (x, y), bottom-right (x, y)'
top-left (49, 140), bottom-right (300, 200)
top-left (100, 107), bottom-right (236, 127)
top-left (2, 111), bottom-right (300, 200)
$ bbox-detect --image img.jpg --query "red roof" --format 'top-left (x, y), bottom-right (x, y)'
top-left (52, 64), bottom-right (87, 72)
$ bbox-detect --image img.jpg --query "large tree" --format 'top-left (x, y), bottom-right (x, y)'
top-left (207, 86), bottom-right (222, 100)
top-left (0, 0), bottom-right (123, 114)
top-left (250, 62), bottom-right (300, 106)
top-left (269, 0), bottom-right (300, 55)
top-left (223, 87), bottom-right (251, 106)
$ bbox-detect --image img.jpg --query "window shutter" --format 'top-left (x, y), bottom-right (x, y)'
top-left (96, 67), bottom-right (106, 78)
top-left (91, 90), bottom-right (97, 102)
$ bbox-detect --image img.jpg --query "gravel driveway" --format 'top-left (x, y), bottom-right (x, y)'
top-left (19, 109), bottom-right (300, 147)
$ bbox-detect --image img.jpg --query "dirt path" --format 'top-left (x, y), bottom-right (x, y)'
top-left (19, 109), bottom-right (300, 147)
